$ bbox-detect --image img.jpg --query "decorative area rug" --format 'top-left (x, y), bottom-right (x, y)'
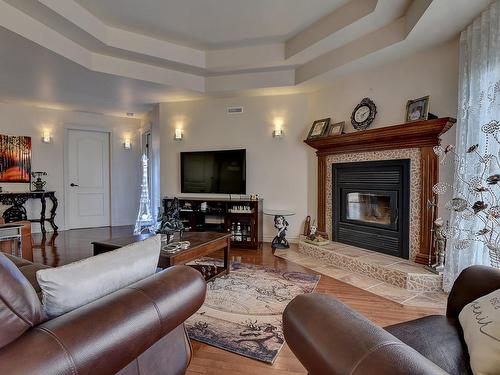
top-left (185, 261), bottom-right (320, 363)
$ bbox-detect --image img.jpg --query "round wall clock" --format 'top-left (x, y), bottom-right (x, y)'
top-left (351, 98), bottom-right (377, 131)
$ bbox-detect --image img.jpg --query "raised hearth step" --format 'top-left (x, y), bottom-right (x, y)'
top-left (297, 237), bottom-right (442, 292)
top-left (274, 246), bottom-right (447, 309)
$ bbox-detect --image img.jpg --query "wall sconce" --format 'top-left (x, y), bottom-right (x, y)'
top-left (174, 128), bottom-right (183, 141)
top-left (273, 118), bottom-right (284, 138)
top-left (42, 130), bottom-right (52, 144)
top-left (273, 129), bottom-right (284, 138)
top-left (123, 137), bottom-right (132, 150)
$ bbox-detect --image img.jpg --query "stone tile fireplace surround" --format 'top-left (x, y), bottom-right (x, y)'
top-left (305, 117), bottom-right (456, 264)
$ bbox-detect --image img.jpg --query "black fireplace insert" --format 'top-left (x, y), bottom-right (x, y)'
top-left (332, 159), bottom-right (410, 259)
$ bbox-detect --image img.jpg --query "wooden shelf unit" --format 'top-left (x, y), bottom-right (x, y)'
top-left (163, 197), bottom-right (263, 250)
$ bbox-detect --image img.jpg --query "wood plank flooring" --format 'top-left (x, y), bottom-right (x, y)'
top-left (28, 226), bottom-right (443, 375)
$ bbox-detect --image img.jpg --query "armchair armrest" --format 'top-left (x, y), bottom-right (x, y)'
top-left (0, 265), bottom-right (206, 375)
top-left (283, 293), bottom-right (447, 375)
top-left (446, 265), bottom-right (500, 318)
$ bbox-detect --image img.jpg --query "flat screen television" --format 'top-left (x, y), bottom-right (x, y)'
top-left (181, 149), bottom-right (246, 194)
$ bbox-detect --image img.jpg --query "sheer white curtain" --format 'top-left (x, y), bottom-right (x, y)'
top-left (443, 0), bottom-right (500, 292)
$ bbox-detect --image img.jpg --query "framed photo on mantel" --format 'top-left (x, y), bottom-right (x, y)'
top-left (307, 118), bottom-right (330, 139)
top-left (327, 121), bottom-right (345, 136)
top-left (405, 96), bottom-right (430, 122)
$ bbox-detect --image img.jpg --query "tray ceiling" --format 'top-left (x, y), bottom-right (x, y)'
top-left (75, 0), bottom-right (349, 49)
top-left (0, 0), bottom-right (493, 115)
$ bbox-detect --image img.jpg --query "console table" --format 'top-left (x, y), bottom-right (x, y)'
top-left (0, 191), bottom-right (58, 236)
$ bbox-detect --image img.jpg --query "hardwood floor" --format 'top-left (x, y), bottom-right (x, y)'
top-left (27, 226), bottom-right (443, 375)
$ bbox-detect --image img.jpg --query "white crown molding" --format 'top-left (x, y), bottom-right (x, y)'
top-left (296, 18), bottom-right (407, 83)
top-left (286, 0), bottom-right (378, 59)
top-left (0, 1), bottom-right (91, 66)
top-left (206, 44), bottom-right (287, 72)
top-left (0, 1), bottom-right (204, 91)
top-left (39, 0), bottom-right (206, 68)
top-left (36, 0), bottom-right (385, 73)
top-left (91, 54), bottom-right (205, 91)
top-left (206, 69), bottom-right (296, 93)
top-left (0, 0), bottom-right (429, 93)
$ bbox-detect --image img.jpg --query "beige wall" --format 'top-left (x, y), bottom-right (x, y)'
top-left (307, 38), bottom-right (459, 220)
top-left (0, 38), bottom-right (459, 239)
top-left (0, 103), bottom-right (142, 232)
top-left (159, 39), bottom-right (459, 242)
top-left (159, 95), bottom-right (310, 241)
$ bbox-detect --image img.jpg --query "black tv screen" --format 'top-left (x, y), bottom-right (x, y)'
top-left (181, 149), bottom-right (246, 194)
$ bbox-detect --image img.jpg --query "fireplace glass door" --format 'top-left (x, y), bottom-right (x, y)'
top-left (343, 190), bottom-right (398, 231)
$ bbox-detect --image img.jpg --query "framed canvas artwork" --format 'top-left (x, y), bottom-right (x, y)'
top-left (0, 135), bottom-right (32, 183)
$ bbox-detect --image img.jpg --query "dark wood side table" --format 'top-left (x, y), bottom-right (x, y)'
top-left (92, 232), bottom-right (231, 281)
top-left (0, 191), bottom-right (58, 236)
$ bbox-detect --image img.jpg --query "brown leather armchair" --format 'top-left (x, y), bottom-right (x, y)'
top-left (283, 265), bottom-right (500, 375)
top-left (0, 253), bottom-right (206, 375)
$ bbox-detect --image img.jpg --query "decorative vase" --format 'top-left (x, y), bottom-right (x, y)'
top-left (31, 171), bottom-right (47, 192)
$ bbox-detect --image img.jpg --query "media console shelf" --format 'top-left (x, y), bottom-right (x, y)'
top-left (163, 197), bottom-right (263, 250)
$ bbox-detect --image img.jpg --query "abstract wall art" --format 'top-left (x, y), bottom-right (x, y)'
top-left (0, 134), bottom-right (32, 183)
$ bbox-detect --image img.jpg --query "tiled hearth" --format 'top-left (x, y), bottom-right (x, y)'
top-left (274, 238), bottom-right (447, 309)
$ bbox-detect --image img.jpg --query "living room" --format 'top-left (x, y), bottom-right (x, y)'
top-left (0, 1), bottom-right (499, 374)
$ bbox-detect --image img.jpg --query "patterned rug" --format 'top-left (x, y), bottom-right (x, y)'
top-left (185, 261), bottom-right (320, 363)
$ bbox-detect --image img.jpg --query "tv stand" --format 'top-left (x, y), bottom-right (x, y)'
top-left (163, 197), bottom-right (263, 249)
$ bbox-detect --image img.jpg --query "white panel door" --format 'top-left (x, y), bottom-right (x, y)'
top-left (66, 129), bottom-right (110, 229)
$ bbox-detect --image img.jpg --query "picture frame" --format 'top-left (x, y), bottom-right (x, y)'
top-left (327, 121), bottom-right (345, 136)
top-left (307, 118), bottom-right (330, 139)
top-left (405, 96), bottom-right (430, 123)
top-left (0, 134), bottom-right (32, 183)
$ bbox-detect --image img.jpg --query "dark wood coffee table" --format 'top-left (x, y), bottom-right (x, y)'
top-left (92, 231), bottom-right (231, 281)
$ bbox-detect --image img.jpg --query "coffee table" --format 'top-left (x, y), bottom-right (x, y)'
top-left (92, 231), bottom-right (231, 281)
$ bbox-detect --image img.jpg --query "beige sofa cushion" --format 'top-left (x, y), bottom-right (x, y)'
top-left (36, 235), bottom-right (161, 318)
top-left (459, 288), bottom-right (500, 375)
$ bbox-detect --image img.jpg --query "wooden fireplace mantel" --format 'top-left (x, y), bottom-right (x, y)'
top-left (304, 117), bottom-right (456, 156)
top-left (305, 117), bottom-right (456, 264)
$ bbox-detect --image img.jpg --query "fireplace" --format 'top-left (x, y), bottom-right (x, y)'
top-left (305, 117), bottom-right (456, 263)
top-left (332, 160), bottom-right (410, 259)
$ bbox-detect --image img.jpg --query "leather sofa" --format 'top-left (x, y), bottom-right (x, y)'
top-left (283, 265), bottom-right (500, 375)
top-left (0, 252), bottom-right (206, 375)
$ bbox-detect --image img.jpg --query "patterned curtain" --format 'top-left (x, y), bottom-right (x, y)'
top-left (444, 0), bottom-right (500, 291)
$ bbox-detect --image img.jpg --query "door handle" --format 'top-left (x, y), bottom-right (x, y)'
top-left (70, 183), bottom-right (79, 187)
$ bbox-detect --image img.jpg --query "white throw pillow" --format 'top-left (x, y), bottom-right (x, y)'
top-left (36, 235), bottom-right (161, 318)
top-left (459, 288), bottom-right (500, 375)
